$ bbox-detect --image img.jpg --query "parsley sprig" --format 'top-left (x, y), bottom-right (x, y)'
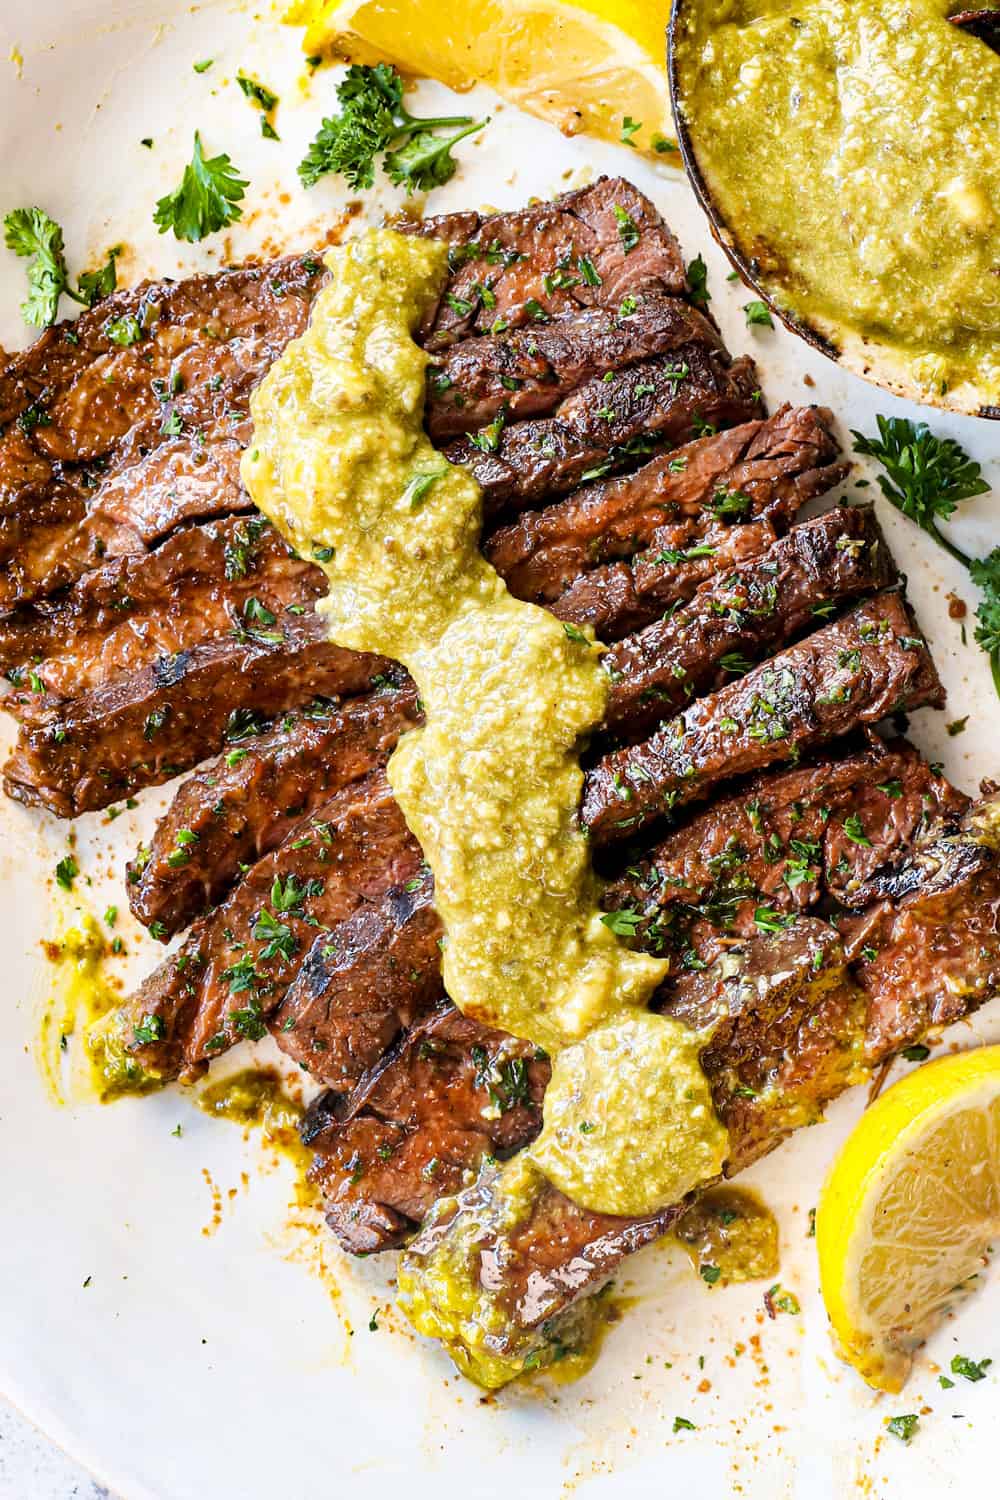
top-left (298, 63), bottom-right (486, 194)
top-left (153, 132), bottom-right (248, 244)
top-left (852, 416), bottom-right (998, 698)
top-left (3, 208), bottom-right (118, 327)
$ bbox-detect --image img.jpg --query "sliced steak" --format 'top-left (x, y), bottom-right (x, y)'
top-left (304, 1005), bottom-right (550, 1254)
top-left (0, 254), bottom-right (327, 610)
top-left (601, 506), bottom-right (893, 737)
top-left (127, 679), bottom-right (418, 936)
top-left (604, 737), bottom-right (968, 971)
top-left (485, 405), bottom-right (847, 604)
top-left (412, 176), bottom-right (688, 350)
top-left (582, 592), bottom-right (945, 844)
top-left (397, 798), bottom-right (1000, 1383)
top-left (106, 770), bottom-right (421, 1084)
top-left (446, 347), bottom-right (763, 516)
top-left (0, 516), bottom-right (325, 703)
top-left (302, 738), bottom-right (963, 1250)
top-left (3, 611), bottom-right (386, 816)
top-left (270, 864), bottom-right (443, 1087)
top-left (425, 294), bottom-right (721, 441)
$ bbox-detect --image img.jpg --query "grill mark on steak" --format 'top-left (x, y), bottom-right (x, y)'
top-left (300, 738), bottom-right (965, 1251)
top-left (484, 405), bottom-right (847, 604)
top-left (425, 294), bottom-right (721, 441)
top-left (304, 1005), bottom-right (550, 1255)
top-left (582, 592), bottom-right (945, 844)
top-left (0, 254), bottom-right (326, 610)
top-left (270, 864), bottom-right (444, 1087)
top-left (398, 799), bottom-right (1000, 1373)
top-left (119, 769), bottom-right (421, 1081)
top-left (0, 516), bottom-right (326, 702)
top-left (127, 680), bottom-right (418, 936)
top-left (3, 611), bottom-right (386, 817)
top-left (410, 177), bottom-right (688, 351)
top-left (446, 347), bottom-right (762, 516)
top-left (600, 506), bottom-right (894, 737)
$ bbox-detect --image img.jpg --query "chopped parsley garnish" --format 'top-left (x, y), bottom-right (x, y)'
top-left (686, 253), bottom-right (710, 309)
top-left (842, 812), bottom-right (872, 847)
top-left (901, 1043), bottom-right (930, 1061)
top-left (620, 115), bottom-right (642, 146)
top-left (951, 1353), bottom-right (992, 1382)
top-left (54, 854), bottom-right (78, 891)
top-left (612, 203), bottom-right (640, 252)
top-left (236, 73), bottom-right (278, 111)
top-left (402, 466), bottom-right (447, 510)
top-left (133, 1013), bottom-right (166, 1045)
top-left (600, 907), bottom-right (641, 937)
top-left (885, 1414), bottom-right (919, 1444)
top-left (672, 1416), bottom-right (696, 1433)
top-left (700, 1263), bottom-right (721, 1285)
top-left (743, 299), bottom-right (774, 328)
top-left (563, 621), bottom-right (591, 646)
top-left (153, 132), bottom-right (248, 243)
top-left (298, 63), bottom-right (486, 194)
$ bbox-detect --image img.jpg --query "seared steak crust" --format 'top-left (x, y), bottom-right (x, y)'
top-left (485, 405), bottom-right (847, 604)
top-left (446, 347), bottom-right (762, 515)
top-left (305, 1005), bottom-right (550, 1255)
top-left (425, 294), bottom-right (721, 441)
top-left (0, 254), bottom-right (326, 610)
top-left (4, 612), bottom-right (386, 816)
top-left (127, 680), bottom-right (418, 936)
top-left (583, 592), bottom-right (944, 843)
top-left (412, 177), bottom-right (688, 351)
top-left (601, 506), bottom-right (894, 737)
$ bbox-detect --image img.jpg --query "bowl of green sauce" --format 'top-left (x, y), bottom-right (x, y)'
top-left (668, 0), bottom-right (1000, 418)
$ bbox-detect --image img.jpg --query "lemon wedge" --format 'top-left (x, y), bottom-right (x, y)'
top-left (817, 1046), bottom-right (1000, 1393)
top-left (283, 0), bottom-right (675, 157)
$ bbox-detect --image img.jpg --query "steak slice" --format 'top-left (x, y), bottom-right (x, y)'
top-left (302, 737), bottom-right (964, 1252)
top-left (0, 516), bottom-right (325, 703)
top-left (425, 294), bottom-right (721, 441)
top-left (270, 865), bottom-right (443, 1087)
top-left (582, 592), bottom-right (945, 844)
top-left (485, 405), bottom-right (847, 604)
top-left (600, 506), bottom-right (893, 737)
top-left (3, 611), bottom-right (386, 816)
top-left (100, 770), bottom-right (422, 1086)
top-left (304, 1005), bottom-right (550, 1255)
top-left (411, 176), bottom-right (688, 351)
top-left (397, 796), bottom-right (1000, 1384)
top-left (0, 254), bottom-right (327, 610)
top-left (127, 679), bottom-right (419, 936)
top-left (446, 347), bottom-right (762, 516)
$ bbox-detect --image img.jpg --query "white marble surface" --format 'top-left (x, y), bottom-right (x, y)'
top-left (0, 1399), bottom-right (112, 1499)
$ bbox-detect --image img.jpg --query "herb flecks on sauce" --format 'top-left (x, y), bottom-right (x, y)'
top-left (242, 230), bottom-right (727, 1228)
top-left (674, 0), bottom-right (1000, 403)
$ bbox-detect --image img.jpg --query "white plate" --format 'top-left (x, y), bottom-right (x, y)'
top-left (0, 3), bottom-right (998, 1497)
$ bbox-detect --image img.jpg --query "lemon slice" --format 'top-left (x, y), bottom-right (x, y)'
top-left (283, 0), bottom-right (675, 157)
top-left (817, 1046), bottom-right (1000, 1393)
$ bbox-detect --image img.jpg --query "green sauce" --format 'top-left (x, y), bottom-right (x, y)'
top-left (674, 0), bottom-right (1000, 405)
top-left (243, 228), bottom-right (726, 1224)
top-left (674, 1185), bottom-right (779, 1284)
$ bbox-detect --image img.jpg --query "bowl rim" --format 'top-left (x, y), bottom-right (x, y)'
top-left (664, 0), bottom-right (1000, 422)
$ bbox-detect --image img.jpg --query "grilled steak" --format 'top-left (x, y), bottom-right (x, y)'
top-left (397, 795), bottom-right (1000, 1385)
top-left (127, 679), bottom-right (418, 935)
top-left (583, 592), bottom-right (944, 843)
top-left (412, 177), bottom-right (688, 351)
top-left (304, 1004), bottom-right (550, 1255)
top-left (270, 865), bottom-right (443, 1086)
top-left (446, 346), bottom-right (762, 516)
top-left (485, 405), bottom-right (847, 604)
top-left (600, 506), bottom-right (893, 737)
top-left (114, 770), bottom-right (422, 1083)
top-left (0, 254), bottom-right (327, 611)
top-left (0, 516), bottom-right (325, 703)
top-left (4, 612), bottom-right (386, 816)
top-left (425, 294), bottom-right (721, 441)
top-left (302, 737), bottom-right (964, 1252)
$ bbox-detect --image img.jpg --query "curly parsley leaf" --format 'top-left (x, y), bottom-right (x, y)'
top-left (298, 63), bottom-right (485, 194)
top-left (153, 132), bottom-right (248, 243)
top-left (3, 208), bottom-right (69, 326)
top-left (851, 416), bottom-right (988, 563)
top-left (854, 416), bottom-right (997, 698)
